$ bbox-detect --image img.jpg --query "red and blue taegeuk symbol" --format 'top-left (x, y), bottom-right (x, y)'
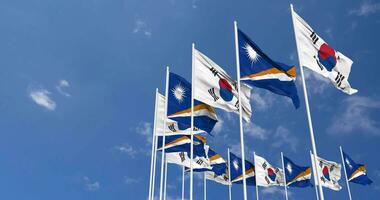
top-left (218, 78), bottom-right (234, 102)
top-left (317, 43), bottom-right (337, 71)
top-left (322, 166), bottom-right (331, 181)
top-left (267, 168), bottom-right (277, 182)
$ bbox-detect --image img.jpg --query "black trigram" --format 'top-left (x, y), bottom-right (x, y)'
top-left (196, 159), bottom-right (204, 165)
top-left (335, 72), bottom-right (345, 88)
top-left (168, 124), bottom-right (177, 132)
top-left (310, 32), bottom-right (319, 44)
top-left (234, 100), bottom-right (239, 110)
top-left (262, 162), bottom-right (267, 170)
top-left (208, 88), bottom-right (219, 101)
top-left (209, 67), bottom-right (219, 76)
top-left (265, 176), bottom-right (271, 184)
top-left (179, 152), bottom-right (186, 162)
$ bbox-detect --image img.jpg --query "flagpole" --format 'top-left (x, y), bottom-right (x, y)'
top-left (290, 4), bottom-right (324, 200)
top-left (254, 152), bottom-right (259, 200)
top-left (190, 43), bottom-right (195, 200)
top-left (310, 150), bottom-right (320, 200)
top-left (164, 157), bottom-right (168, 200)
top-left (151, 120), bottom-right (159, 200)
top-left (204, 173), bottom-right (207, 200)
top-left (340, 146), bottom-right (353, 200)
top-left (182, 166), bottom-right (185, 200)
top-left (281, 152), bottom-right (289, 200)
top-left (228, 148), bottom-right (232, 200)
top-left (159, 66), bottom-right (170, 200)
top-left (233, 20), bottom-right (248, 200)
top-left (148, 89), bottom-right (159, 200)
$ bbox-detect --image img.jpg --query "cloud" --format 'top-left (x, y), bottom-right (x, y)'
top-left (56, 79), bottom-right (71, 97)
top-left (83, 176), bottom-right (100, 191)
top-left (301, 69), bottom-right (330, 95)
top-left (327, 96), bottom-right (380, 135)
top-left (324, 28), bottom-right (334, 40)
top-left (29, 88), bottom-right (56, 111)
top-left (191, 0), bottom-right (198, 9)
top-left (244, 122), bottom-right (269, 140)
top-left (133, 19), bottom-right (152, 37)
top-left (114, 143), bottom-right (138, 158)
top-left (124, 177), bottom-right (141, 184)
top-left (136, 122), bottom-right (153, 144)
top-left (349, 1), bottom-right (380, 16)
top-left (261, 187), bottom-right (291, 197)
top-left (251, 91), bottom-right (275, 111)
top-left (212, 117), bottom-right (224, 135)
top-left (271, 126), bottom-right (299, 152)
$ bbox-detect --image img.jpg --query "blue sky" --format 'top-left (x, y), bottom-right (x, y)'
top-left (0, 0), bottom-right (379, 199)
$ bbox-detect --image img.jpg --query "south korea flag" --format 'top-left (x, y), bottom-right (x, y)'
top-left (254, 154), bottom-right (285, 187)
top-left (193, 48), bottom-right (252, 122)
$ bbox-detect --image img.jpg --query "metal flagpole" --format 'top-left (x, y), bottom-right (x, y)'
top-left (340, 146), bottom-right (353, 200)
top-left (182, 166), bottom-right (185, 200)
top-left (310, 150), bottom-right (320, 200)
top-left (164, 158), bottom-right (168, 200)
top-left (159, 67), bottom-right (170, 200)
top-left (254, 152), bottom-right (259, 200)
top-left (190, 43), bottom-right (195, 200)
top-left (281, 152), bottom-right (289, 200)
top-left (228, 148), bottom-right (232, 200)
top-left (151, 117), bottom-right (160, 200)
top-left (233, 20), bottom-right (248, 200)
top-left (149, 89), bottom-right (159, 200)
top-left (204, 173), bottom-right (207, 200)
top-left (290, 4), bottom-right (324, 200)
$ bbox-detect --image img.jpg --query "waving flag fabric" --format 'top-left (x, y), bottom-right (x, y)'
top-left (157, 135), bottom-right (206, 153)
top-left (291, 8), bottom-right (357, 95)
top-left (254, 154), bottom-right (285, 187)
top-left (342, 151), bottom-right (373, 185)
top-left (229, 152), bottom-right (256, 185)
top-left (311, 153), bottom-right (342, 191)
top-left (155, 92), bottom-right (204, 136)
top-left (283, 156), bottom-right (312, 187)
top-left (167, 72), bottom-right (218, 133)
top-left (193, 48), bottom-right (252, 122)
top-left (237, 29), bottom-right (300, 108)
top-left (166, 143), bottom-right (212, 170)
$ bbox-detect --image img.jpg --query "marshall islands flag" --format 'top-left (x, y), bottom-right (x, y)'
top-left (342, 150), bottom-right (373, 185)
top-left (283, 155), bottom-right (312, 187)
top-left (167, 72), bottom-right (218, 133)
top-left (237, 29), bottom-right (300, 108)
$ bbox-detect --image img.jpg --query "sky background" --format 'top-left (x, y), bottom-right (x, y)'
top-left (0, 0), bottom-right (380, 199)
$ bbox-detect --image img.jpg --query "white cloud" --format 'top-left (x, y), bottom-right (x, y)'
top-left (350, 1), bottom-right (380, 16)
top-left (29, 88), bottom-right (56, 111)
top-left (115, 143), bottom-right (138, 158)
top-left (83, 176), bottom-right (100, 191)
top-left (328, 96), bottom-right (380, 135)
top-left (136, 122), bottom-right (153, 144)
top-left (56, 79), bottom-right (71, 97)
top-left (133, 19), bottom-right (152, 37)
top-left (251, 91), bottom-right (275, 111)
top-left (191, 0), bottom-right (198, 9)
top-left (261, 187), bottom-right (291, 197)
top-left (302, 69), bottom-right (330, 95)
top-left (212, 117), bottom-right (223, 135)
top-left (244, 122), bottom-right (269, 140)
top-left (271, 126), bottom-right (299, 152)
top-left (124, 177), bottom-right (141, 184)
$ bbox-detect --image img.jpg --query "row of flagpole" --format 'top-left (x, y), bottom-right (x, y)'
top-left (147, 4), bottom-right (365, 200)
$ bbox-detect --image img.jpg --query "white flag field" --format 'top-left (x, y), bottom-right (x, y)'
top-left (193, 48), bottom-right (252, 122)
top-left (254, 154), bottom-right (285, 187)
top-left (292, 9), bottom-right (357, 95)
top-left (311, 153), bottom-right (342, 191)
top-left (155, 92), bottom-right (203, 136)
top-left (166, 145), bottom-right (212, 170)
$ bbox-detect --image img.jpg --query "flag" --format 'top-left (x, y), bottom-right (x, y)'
top-left (342, 151), bottom-right (373, 185)
top-left (283, 156), bottom-right (312, 187)
top-left (291, 8), bottom-right (357, 95)
top-left (229, 152), bottom-right (256, 185)
top-left (311, 153), bottom-right (342, 191)
top-left (155, 92), bottom-right (204, 136)
top-left (157, 135), bottom-right (206, 153)
top-left (166, 143), bottom-right (212, 170)
top-left (205, 149), bottom-right (230, 185)
top-left (237, 29), bottom-right (300, 108)
top-left (254, 154), bottom-right (285, 187)
top-left (193, 48), bottom-right (252, 122)
top-left (167, 72), bottom-right (218, 133)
